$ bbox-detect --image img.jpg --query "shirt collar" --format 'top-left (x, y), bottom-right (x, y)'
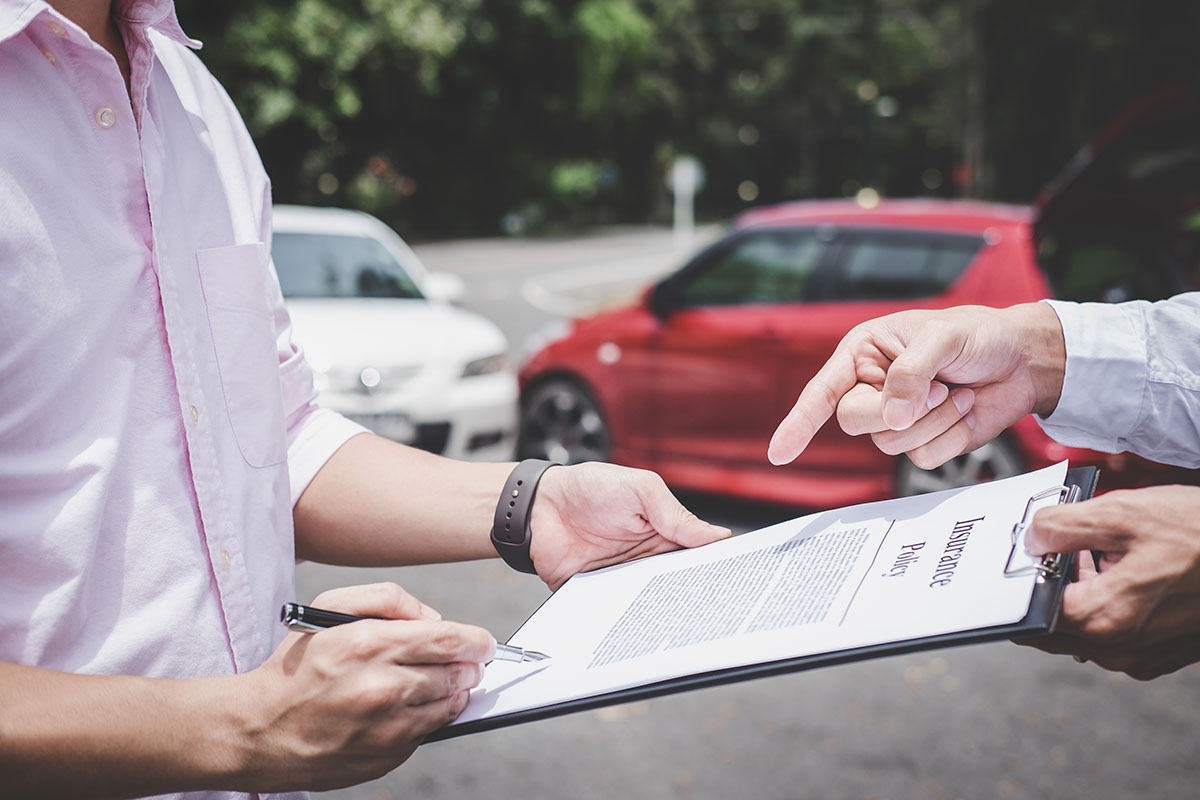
top-left (0, 0), bottom-right (200, 49)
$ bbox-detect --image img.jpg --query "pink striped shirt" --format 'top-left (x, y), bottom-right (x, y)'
top-left (0, 2), bottom-right (364, 797)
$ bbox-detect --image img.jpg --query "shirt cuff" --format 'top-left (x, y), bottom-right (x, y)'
top-left (1036, 299), bottom-right (1147, 453)
top-left (286, 408), bottom-right (370, 506)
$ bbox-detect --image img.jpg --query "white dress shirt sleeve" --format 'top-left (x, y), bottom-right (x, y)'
top-left (1039, 293), bottom-right (1200, 468)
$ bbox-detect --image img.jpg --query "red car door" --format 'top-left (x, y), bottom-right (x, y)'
top-left (642, 228), bottom-right (831, 474)
top-left (771, 229), bottom-right (990, 484)
top-left (648, 304), bottom-right (783, 466)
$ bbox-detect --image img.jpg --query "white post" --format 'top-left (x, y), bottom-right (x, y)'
top-left (669, 155), bottom-right (704, 255)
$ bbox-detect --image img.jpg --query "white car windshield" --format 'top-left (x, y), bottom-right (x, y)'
top-left (273, 232), bottom-right (425, 300)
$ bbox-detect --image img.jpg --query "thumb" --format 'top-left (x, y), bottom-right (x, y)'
top-left (1024, 500), bottom-right (1128, 557)
top-left (638, 473), bottom-right (732, 548)
top-left (879, 323), bottom-right (969, 430)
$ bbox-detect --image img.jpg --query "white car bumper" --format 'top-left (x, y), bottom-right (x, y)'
top-left (321, 368), bottom-right (518, 462)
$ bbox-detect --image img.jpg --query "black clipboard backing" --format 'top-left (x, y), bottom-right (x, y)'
top-left (428, 466), bottom-right (1098, 742)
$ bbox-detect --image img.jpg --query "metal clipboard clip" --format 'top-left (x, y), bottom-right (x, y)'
top-left (1003, 484), bottom-right (1080, 580)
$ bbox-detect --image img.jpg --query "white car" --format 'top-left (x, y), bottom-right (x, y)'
top-left (271, 205), bottom-right (517, 461)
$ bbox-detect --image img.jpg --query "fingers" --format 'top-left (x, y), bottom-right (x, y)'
top-left (311, 619), bottom-right (491, 716)
top-left (1097, 634), bottom-right (1200, 680)
top-left (1043, 556), bottom-right (1191, 647)
top-left (836, 381), bottom-right (976, 469)
top-left (365, 619), bottom-right (496, 666)
top-left (635, 471), bottom-right (732, 548)
top-left (386, 662), bottom-right (485, 707)
top-left (768, 348), bottom-right (858, 465)
top-left (313, 582), bottom-right (441, 622)
top-left (1017, 629), bottom-right (1200, 680)
top-left (251, 616), bottom-right (489, 786)
top-left (1023, 494), bottom-right (1134, 557)
top-left (378, 686), bottom-right (473, 754)
top-left (925, 381), bottom-right (950, 415)
top-left (835, 382), bottom-right (888, 435)
top-left (422, 688), bottom-right (472, 729)
top-left (1014, 486), bottom-right (1200, 680)
top-left (878, 321), bottom-right (976, 430)
top-left (889, 417), bottom-right (978, 471)
top-left (838, 382), bottom-right (961, 437)
top-left (304, 606), bottom-right (497, 670)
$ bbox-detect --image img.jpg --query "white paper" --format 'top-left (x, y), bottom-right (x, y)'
top-left (453, 461), bottom-right (1069, 727)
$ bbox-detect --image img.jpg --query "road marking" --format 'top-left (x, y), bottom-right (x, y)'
top-left (521, 251), bottom-right (682, 316)
top-left (520, 231), bottom-right (720, 317)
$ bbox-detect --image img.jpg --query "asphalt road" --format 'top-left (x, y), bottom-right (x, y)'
top-left (298, 227), bottom-right (1200, 800)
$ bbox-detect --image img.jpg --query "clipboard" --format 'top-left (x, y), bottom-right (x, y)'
top-left (427, 465), bottom-right (1099, 742)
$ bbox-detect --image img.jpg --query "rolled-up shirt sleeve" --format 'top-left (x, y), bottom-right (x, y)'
top-left (280, 363), bottom-right (368, 508)
top-left (1039, 293), bottom-right (1200, 467)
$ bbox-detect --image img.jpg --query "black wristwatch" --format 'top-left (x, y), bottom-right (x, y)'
top-left (491, 459), bottom-right (560, 574)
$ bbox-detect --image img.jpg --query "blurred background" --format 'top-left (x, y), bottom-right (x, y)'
top-left (180, 0), bottom-right (1200, 239)
top-left (174, 1), bottom-right (1200, 798)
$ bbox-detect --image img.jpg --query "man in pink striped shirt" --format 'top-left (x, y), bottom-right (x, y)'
top-left (0, 1), bottom-right (731, 796)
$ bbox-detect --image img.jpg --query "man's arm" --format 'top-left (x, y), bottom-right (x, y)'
top-left (0, 661), bottom-right (245, 799)
top-left (767, 302), bottom-right (1066, 468)
top-left (293, 433), bottom-right (512, 565)
top-left (293, 433), bottom-right (731, 590)
top-left (766, 296), bottom-right (1200, 679)
top-left (1037, 293), bottom-right (1200, 467)
top-left (0, 584), bottom-right (493, 798)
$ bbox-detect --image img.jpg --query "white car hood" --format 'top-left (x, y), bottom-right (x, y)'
top-left (284, 298), bottom-right (507, 370)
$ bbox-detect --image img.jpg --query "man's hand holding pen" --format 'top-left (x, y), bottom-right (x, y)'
top-left (281, 602), bottom-right (550, 662)
top-left (235, 583), bottom-right (492, 792)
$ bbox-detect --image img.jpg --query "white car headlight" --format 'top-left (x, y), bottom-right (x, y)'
top-left (461, 353), bottom-right (509, 378)
top-left (320, 364), bottom-right (420, 394)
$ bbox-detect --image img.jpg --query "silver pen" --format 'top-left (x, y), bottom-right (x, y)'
top-left (280, 603), bottom-right (550, 662)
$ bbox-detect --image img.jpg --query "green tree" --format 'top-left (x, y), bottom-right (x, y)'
top-left (176, 0), bottom-right (1200, 238)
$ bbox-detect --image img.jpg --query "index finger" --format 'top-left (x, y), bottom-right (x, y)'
top-left (378, 620), bottom-right (498, 666)
top-left (768, 348), bottom-right (857, 465)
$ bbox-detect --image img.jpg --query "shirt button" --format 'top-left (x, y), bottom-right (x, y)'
top-left (41, 49), bottom-right (57, 65)
top-left (221, 549), bottom-right (232, 569)
top-left (95, 107), bottom-right (116, 129)
top-left (46, 20), bottom-right (68, 36)
top-left (188, 404), bottom-right (200, 423)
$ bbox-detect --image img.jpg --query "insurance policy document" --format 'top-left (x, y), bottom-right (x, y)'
top-left (451, 461), bottom-right (1069, 728)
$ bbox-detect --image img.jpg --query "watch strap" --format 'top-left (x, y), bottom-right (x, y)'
top-left (491, 459), bottom-right (560, 574)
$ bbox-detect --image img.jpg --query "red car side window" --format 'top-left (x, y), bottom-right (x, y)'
top-left (678, 229), bottom-right (827, 307)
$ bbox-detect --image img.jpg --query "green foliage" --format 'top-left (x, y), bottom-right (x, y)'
top-left (175, 0), bottom-right (1200, 239)
top-left (551, 160), bottom-right (604, 199)
top-left (574, 0), bottom-right (655, 116)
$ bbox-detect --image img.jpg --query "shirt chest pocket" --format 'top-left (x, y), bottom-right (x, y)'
top-left (196, 243), bottom-right (287, 468)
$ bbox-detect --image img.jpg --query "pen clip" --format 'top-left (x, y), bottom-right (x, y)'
top-left (285, 619), bottom-right (329, 633)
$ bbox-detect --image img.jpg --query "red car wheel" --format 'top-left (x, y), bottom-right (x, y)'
top-left (518, 379), bottom-right (612, 465)
top-left (894, 435), bottom-right (1024, 496)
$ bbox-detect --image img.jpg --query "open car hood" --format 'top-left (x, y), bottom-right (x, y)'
top-left (1033, 84), bottom-right (1200, 302)
top-left (1036, 84), bottom-right (1200, 236)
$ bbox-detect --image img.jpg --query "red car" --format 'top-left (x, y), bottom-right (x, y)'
top-left (518, 91), bottom-right (1200, 507)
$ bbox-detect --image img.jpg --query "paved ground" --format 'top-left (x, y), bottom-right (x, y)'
top-left (299, 227), bottom-right (1200, 800)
